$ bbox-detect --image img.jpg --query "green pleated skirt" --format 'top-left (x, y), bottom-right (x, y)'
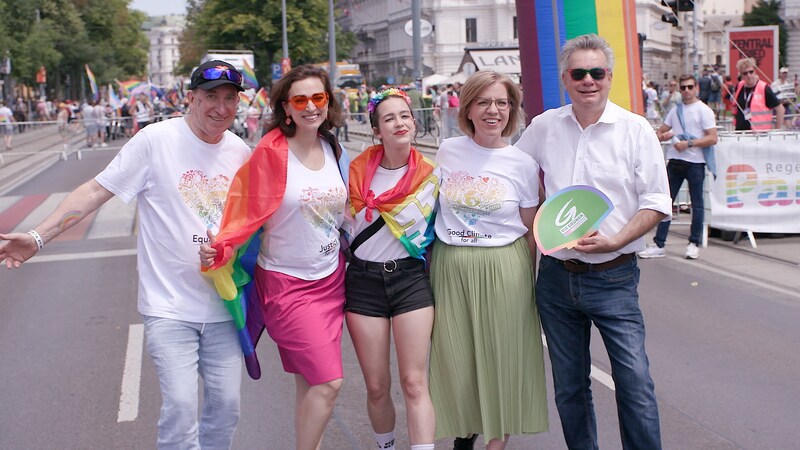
top-left (428, 237), bottom-right (548, 442)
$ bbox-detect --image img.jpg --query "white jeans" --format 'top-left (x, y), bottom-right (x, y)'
top-left (143, 316), bottom-right (242, 450)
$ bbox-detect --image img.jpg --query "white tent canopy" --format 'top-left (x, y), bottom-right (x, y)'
top-left (422, 73), bottom-right (448, 88)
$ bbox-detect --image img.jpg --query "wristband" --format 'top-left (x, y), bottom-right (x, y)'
top-left (27, 229), bottom-right (44, 250)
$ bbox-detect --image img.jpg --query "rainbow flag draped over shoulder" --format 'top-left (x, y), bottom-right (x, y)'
top-left (202, 128), bottom-right (350, 379)
top-left (349, 145), bottom-right (438, 260)
top-left (242, 59), bottom-right (258, 90)
top-left (85, 65), bottom-right (99, 101)
top-left (524, 0), bottom-right (642, 114)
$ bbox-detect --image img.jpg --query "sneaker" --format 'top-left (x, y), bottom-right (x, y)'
top-left (638, 245), bottom-right (666, 259)
top-left (685, 243), bottom-right (699, 259)
top-left (100, 142), bottom-right (108, 147)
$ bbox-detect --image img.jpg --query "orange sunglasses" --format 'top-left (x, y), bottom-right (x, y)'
top-left (287, 92), bottom-right (329, 110)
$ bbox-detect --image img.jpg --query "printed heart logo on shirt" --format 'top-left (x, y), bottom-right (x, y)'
top-left (177, 170), bottom-right (231, 229)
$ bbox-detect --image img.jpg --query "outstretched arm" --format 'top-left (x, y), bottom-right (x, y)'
top-left (0, 179), bottom-right (114, 268)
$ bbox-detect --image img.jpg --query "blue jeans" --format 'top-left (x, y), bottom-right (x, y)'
top-left (654, 159), bottom-right (705, 247)
top-left (536, 256), bottom-right (661, 450)
top-left (144, 316), bottom-right (242, 450)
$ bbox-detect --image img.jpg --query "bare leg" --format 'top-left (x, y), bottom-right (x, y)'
top-left (486, 434), bottom-right (510, 450)
top-left (346, 312), bottom-right (395, 433)
top-left (392, 306), bottom-right (435, 445)
top-left (294, 375), bottom-right (342, 450)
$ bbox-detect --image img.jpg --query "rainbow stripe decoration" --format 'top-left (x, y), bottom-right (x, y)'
top-left (242, 59), bottom-right (258, 89)
top-left (521, 0), bottom-right (642, 115)
top-left (254, 88), bottom-right (268, 108)
top-left (238, 91), bottom-right (252, 109)
top-left (85, 64), bottom-right (99, 101)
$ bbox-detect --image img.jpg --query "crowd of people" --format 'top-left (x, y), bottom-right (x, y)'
top-left (10, 33), bottom-right (765, 450)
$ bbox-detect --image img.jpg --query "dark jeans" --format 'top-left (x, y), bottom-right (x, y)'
top-left (654, 159), bottom-right (705, 247)
top-left (536, 255), bottom-right (662, 450)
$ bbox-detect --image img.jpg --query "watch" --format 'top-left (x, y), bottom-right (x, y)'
top-left (687, 140), bottom-right (694, 147)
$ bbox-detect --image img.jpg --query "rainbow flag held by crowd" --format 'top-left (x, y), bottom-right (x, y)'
top-left (238, 91), bottom-right (252, 109)
top-left (523, 0), bottom-right (643, 115)
top-left (108, 84), bottom-right (122, 109)
top-left (85, 65), bottom-right (99, 101)
top-left (242, 59), bottom-right (258, 90)
top-left (254, 88), bottom-right (268, 108)
top-left (116, 79), bottom-right (144, 96)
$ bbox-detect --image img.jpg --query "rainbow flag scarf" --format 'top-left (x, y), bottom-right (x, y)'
top-left (349, 145), bottom-right (438, 260)
top-left (202, 128), bottom-right (349, 379)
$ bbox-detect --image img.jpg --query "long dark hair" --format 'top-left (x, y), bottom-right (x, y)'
top-left (266, 65), bottom-right (343, 137)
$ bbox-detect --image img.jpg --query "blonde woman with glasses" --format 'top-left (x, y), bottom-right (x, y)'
top-left (428, 70), bottom-right (548, 449)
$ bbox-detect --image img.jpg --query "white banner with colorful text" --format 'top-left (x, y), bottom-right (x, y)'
top-left (709, 133), bottom-right (800, 233)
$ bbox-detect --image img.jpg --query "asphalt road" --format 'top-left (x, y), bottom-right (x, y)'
top-left (1, 141), bottom-right (800, 449)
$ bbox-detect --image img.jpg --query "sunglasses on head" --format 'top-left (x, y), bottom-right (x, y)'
top-left (680, 84), bottom-right (695, 91)
top-left (568, 67), bottom-right (610, 81)
top-left (288, 92), bottom-right (329, 110)
top-left (201, 67), bottom-right (242, 84)
top-left (742, 69), bottom-right (756, 76)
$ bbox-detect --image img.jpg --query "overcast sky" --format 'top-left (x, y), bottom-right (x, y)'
top-left (129, 0), bottom-right (188, 16)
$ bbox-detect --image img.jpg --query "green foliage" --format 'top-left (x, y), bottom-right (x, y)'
top-left (177, 0), bottom-right (354, 86)
top-left (743, 0), bottom-right (787, 67)
top-left (0, 0), bottom-right (149, 99)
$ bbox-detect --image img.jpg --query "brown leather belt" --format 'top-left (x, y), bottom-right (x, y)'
top-left (549, 253), bottom-right (635, 274)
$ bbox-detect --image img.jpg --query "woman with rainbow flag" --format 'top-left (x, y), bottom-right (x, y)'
top-left (428, 70), bottom-right (549, 449)
top-left (200, 65), bottom-right (349, 450)
top-left (346, 88), bottom-right (438, 450)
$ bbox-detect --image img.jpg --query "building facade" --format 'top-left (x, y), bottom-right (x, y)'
top-left (142, 14), bottom-right (185, 88)
top-left (339, 0), bottom-right (518, 85)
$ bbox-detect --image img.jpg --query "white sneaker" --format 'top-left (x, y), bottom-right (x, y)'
top-left (100, 142), bottom-right (108, 147)
top-left (685, 243), bottom-right (699, 259)
top-left (638, 245), bottom-right (666, 259)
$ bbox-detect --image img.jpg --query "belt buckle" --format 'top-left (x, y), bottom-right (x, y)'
top-left (383, 259), bottom-right (398, 272)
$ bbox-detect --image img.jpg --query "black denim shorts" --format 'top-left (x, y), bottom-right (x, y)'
top-left (345, 255), bottom-right (434, 318)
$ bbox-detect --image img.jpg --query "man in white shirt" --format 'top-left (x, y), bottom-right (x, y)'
top-left (640, 74), bottom-right (718, 260)
top-left (771, 66), bottom-right (796, 127)
top-left (516, 34), bottom-right (671, 450)
top-left (0, 60), bottom-right (251, 449)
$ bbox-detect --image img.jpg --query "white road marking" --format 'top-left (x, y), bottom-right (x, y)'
top-left (117, 324), bottom-right (144, 423)
top-left (26, 248), bottom-right (137, 264)
top-left (542, 334), bottom-right (616, 391)
top-left (669, 255), bottom-right (800, 300)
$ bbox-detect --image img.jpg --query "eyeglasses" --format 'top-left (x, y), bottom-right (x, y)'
top-left (568, 67), bottom-right (610, 81)
top-left (741, 69), bottom-right (756, 76)
top-left (287, 92), bottom-right (329, 110)
top-left (474, 97), bottom-right (511, 111)
top-left (679, 84), bottom-right (695, 91)
top-left (201, 67), bottom-right (243, 84)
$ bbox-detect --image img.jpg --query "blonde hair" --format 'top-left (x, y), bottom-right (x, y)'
top-left (457, 70), bottom-right (522, 138)
top-left (736, 58), bottom-right (756, 75)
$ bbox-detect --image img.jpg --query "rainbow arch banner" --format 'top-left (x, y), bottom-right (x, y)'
top-left (520, 0), bottom-right (643, 116)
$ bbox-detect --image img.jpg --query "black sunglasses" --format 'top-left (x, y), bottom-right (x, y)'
top-left (568, 67), bottom-right (610, 81)
top-left (201, 67), bottom-right (243, 84)
top-left (741, 69), bottom-right (755, 76)
top-left (680, 84), bottom-right (695, 91)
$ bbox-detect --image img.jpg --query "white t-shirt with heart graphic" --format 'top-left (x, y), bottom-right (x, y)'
top-left (96, 117), bottom-right (251, 323)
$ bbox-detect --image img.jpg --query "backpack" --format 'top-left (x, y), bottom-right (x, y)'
top-left (710, 76), bottom-right (721, 92)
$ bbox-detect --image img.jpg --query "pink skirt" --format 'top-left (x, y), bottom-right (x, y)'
top-left (254, 253), bottom-right (345, 385)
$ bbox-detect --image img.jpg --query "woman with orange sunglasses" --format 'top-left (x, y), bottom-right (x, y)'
top-left (200, 65), bottom-right (349, 450)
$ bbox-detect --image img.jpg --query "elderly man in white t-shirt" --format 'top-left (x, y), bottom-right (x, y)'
top-left (640, 74), bottom-right (718, 260)
top-left (516, 34), bottom-right (670, 450)
top-left (0, 60), bottom-right (251, 449)
top-left (771, 66), bottom-right (797, 127)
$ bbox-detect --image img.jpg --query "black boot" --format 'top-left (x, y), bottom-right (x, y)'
top-left (453, 434), bottom-right (479, 450)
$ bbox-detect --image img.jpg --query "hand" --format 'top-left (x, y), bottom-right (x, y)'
top-left (572, 231), bottom-right (620, 254)
top-left (674, 140), bottom-right (689, 152)
top-left (198, 229), bottom-right (217, 268)
top-left (0, 232), bottom-right (40, 269)
top-left (658, 130), bottom-right (674, 142)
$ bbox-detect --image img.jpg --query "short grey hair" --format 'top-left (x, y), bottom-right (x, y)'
top-left (558, 34), bottom-right (615, 75)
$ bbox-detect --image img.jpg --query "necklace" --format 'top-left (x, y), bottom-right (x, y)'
top-left (379, 163), bottom-right (408, 170)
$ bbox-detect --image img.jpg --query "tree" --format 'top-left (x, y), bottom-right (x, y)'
top-left (743, 0), bottom-right (787, 68)
top-left (177, 0), bottom-right (354, 87)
